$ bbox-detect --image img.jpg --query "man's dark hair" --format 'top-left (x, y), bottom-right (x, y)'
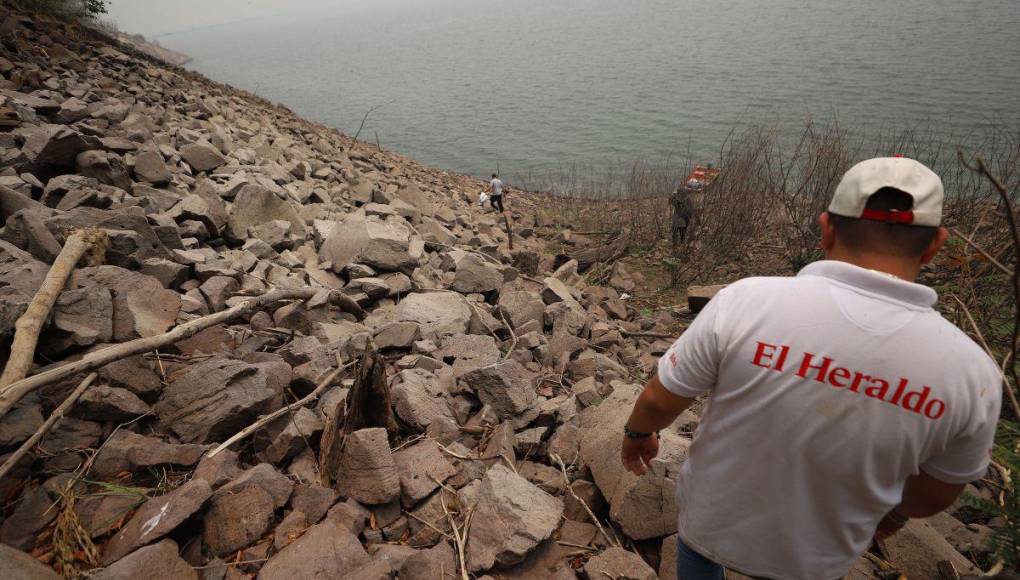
top-left (830, 188), bottom-right (938, 258)
top-left (492, 173), bottom-right (498, 179)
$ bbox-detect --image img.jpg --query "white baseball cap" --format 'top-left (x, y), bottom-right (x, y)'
top-left (828, 157), bottom-right (944, 227)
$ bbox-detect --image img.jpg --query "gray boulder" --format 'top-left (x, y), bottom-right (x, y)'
top-left (583, 547), bottom-right (657, 580)
top-left (464, 464), bottom-right (564, 572)
top-left (154, 357), bottom-right (287, 444)
top-left (180, 142), bottom-right (227, 172)
top-left (464, 361), bottom-right (537, 420)
top-left (318, 213), bottom-right (419, 273)
top-left (257, 518), bottom-right (369, 580)
top-left (0, 543), bottom-right (62, 579)
top-left (227, 184), bottom-right (306, 241)
top-left (393, 292), bottom-right (472, 338)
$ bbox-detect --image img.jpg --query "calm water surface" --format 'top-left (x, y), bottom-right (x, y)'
top-left (160, 0), bottom-right (1020, 181)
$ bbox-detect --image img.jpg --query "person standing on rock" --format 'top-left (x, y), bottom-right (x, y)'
top-left (489, 173), bottom-right (505, 213)
top-left (621, 157), bottom-right (1002, 580)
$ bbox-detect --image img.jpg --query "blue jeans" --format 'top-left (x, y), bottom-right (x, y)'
top-left (677, 539), bottom-right (725, 580)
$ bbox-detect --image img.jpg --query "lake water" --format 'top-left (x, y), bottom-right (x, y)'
top-left (160, 0), bottom-right (1020, 182)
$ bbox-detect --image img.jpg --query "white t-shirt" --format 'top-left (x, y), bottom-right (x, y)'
top-left (658, 260), bottom-right (1001, 580)
top-left (490, 178), bottom-right (503, 196)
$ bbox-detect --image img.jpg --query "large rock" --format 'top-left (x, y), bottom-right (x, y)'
top-left (498, 290), bottom-right (546, 331)
top-left (583, 547), bottom-right (657, 580)
top-left (0, 543), bottom-right (62, 579)
top-left (463, 361), bottom-right (537, 420)
top-left (227, 184), bottom-right (306, 241)
top-left (92, 540), bottom-right (197, 580)
top-left (74, 266), bottom-right (181, 341)
top-left (451, 253), bottom-right (503, 294)
top-left (687, 284), bottom-right (727, 313)
top-left (257, 518), bottom-right (370, 580)
top-left (71, 386), bottom-right (151, 422)
top-left (0, 485), bottom-right (56, 550)
top-left (154, 357), bottom-right (287, 444)
top-left (393, 292), bottom-right (472, 338)
top-left (103, 479), bottom-right (212, 564)
top-left (180, 142), bottom-right (227, 172)
top-left (20, 124), bottom-right (97, 169)
top-left (464, 464), bottom-right (564, 572)
top-left (337, 428), bottom-right (400, 505)
top-left (390, 369), bottom-right (455, 431)
top-left (203, 485), bottom-right (276, 556)
top-left (392, 439), bottom-right (457, 508)
top-left (215, 463), bottom-right (294, 509)
top-left (132, 150), bottom-right (171, 185)
top-left (318, 213), bottom-right (419, 272)
top-left (91, 430), bottom-right (206, 478)
top-left (578, 383), bottom-right (689, 540)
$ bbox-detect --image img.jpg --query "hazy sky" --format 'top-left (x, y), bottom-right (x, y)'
top-left (104, 0), bottom-right (351, 37)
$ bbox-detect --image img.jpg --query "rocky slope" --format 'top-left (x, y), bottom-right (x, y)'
top-left (0, 4), bottom-right (1003, 580)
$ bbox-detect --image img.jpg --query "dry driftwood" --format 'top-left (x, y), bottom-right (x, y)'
top-left (503, 213), bottom-right (514, 251)
top-left (208, 358), bottom-right (355, 458)
top-left (0, 229), bottom-right (108, 388)
top-left (319, 349), bottom-right (396, 486)
top-left (567, 236), bottom-right (628, 273)
top-left (0, 372), bottom-right (97, 482)
top-left (0, 287), bottom-right (360, 419)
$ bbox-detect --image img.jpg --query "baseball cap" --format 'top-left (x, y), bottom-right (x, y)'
top-left (828, 157), bottom-right (944, 226)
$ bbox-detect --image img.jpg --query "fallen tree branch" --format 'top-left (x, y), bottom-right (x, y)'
top-left (207, 358), bottom-right (355, 458)
top-left (620, 330), bottom-right (677, 339)
top-left (0, 229), bottom-right (108, 388)
top-left (0, 287), bottom-right (338, 419)
top-left (0, 372), bottom-right (97, 482)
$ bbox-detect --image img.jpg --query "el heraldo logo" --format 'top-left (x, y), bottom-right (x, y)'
top-left (751, 341), bottom-right (947, 420)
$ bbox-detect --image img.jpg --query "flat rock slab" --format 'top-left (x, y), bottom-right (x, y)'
top-left (687, 284), bottom-right (727, 313)
top-left (465, 463), bottom-right (564, 573)
top-left (103, 479), bottom-right (212, 564)
top-left (882, 518), bottom-right (978, 579)
top-left (257, 518), bottom-right (369, 579)
top-left (92, 539), bottom-right (197, 580)
top-left (393, 292), bottom-right (471, 338)
top-left (91, 430), bottom-right (206, 478)
top-left (154, 357), bottom-right (282, 444)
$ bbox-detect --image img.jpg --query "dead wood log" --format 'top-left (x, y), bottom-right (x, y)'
top-left (567, 236), bottom-right (628, 273)
top-left (0, 287), bottom-right (362, 420)
top-left (0, 372), bottom-right (97, 482)
top-left (503, 213), bottom-right (514, 251)
top-left (318, 349), bottom-right (396, 487)
top-left (207, 358), bottom-right (355, 458)
top-left (0, 228), bottom-right (108, 388)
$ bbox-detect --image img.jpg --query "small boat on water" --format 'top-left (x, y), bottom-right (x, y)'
top-left (683, 164), bottom-right (721, 192)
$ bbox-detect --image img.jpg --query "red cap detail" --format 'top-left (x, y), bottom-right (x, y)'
top-left (860, 208), bottom-right (915, 224)
top-left (893, 153), bottom-right (905, 158)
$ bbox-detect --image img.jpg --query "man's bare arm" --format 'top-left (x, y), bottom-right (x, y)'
top-left (898, 470), bottom-right (966, 518)
top-left (626, 375), bottom-right (696, 433)
top-left (621, 375), bottom-right (695, 475)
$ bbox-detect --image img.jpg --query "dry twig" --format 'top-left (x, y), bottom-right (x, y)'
top-left (0, 372), bottom-right (98, 482)
top-left (0, 287), bottom-right (353, 419)
top-left (208, 359), bottom-right (354, 458)
top-left (0, 228), bottom-right (107, 388)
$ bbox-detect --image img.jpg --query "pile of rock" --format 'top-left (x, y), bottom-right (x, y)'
top-left (0, 7), bottom-right (691, 579)
top-left (0, 6), bottom-right (1004, 580)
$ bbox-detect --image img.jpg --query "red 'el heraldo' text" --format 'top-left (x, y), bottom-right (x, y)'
top-left (751, 341), bottom-right (947, 420)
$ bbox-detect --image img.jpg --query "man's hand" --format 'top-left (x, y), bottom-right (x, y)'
top-left (622, 433), bottom-right (660, 476)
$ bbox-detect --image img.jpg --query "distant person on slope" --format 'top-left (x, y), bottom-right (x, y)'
top-left (621, 157), bottom-right (1001, 580)
top-left (489, 173), bottom-right (505, 213)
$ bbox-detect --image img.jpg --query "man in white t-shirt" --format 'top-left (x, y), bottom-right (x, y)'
top-left (621, 157), bottom-right (1002, 580)
top-left (489, 173), bottom-right (505, 213)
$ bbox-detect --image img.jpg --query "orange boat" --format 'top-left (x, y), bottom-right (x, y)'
top-left (683, 164), bottom-right (721, 192)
